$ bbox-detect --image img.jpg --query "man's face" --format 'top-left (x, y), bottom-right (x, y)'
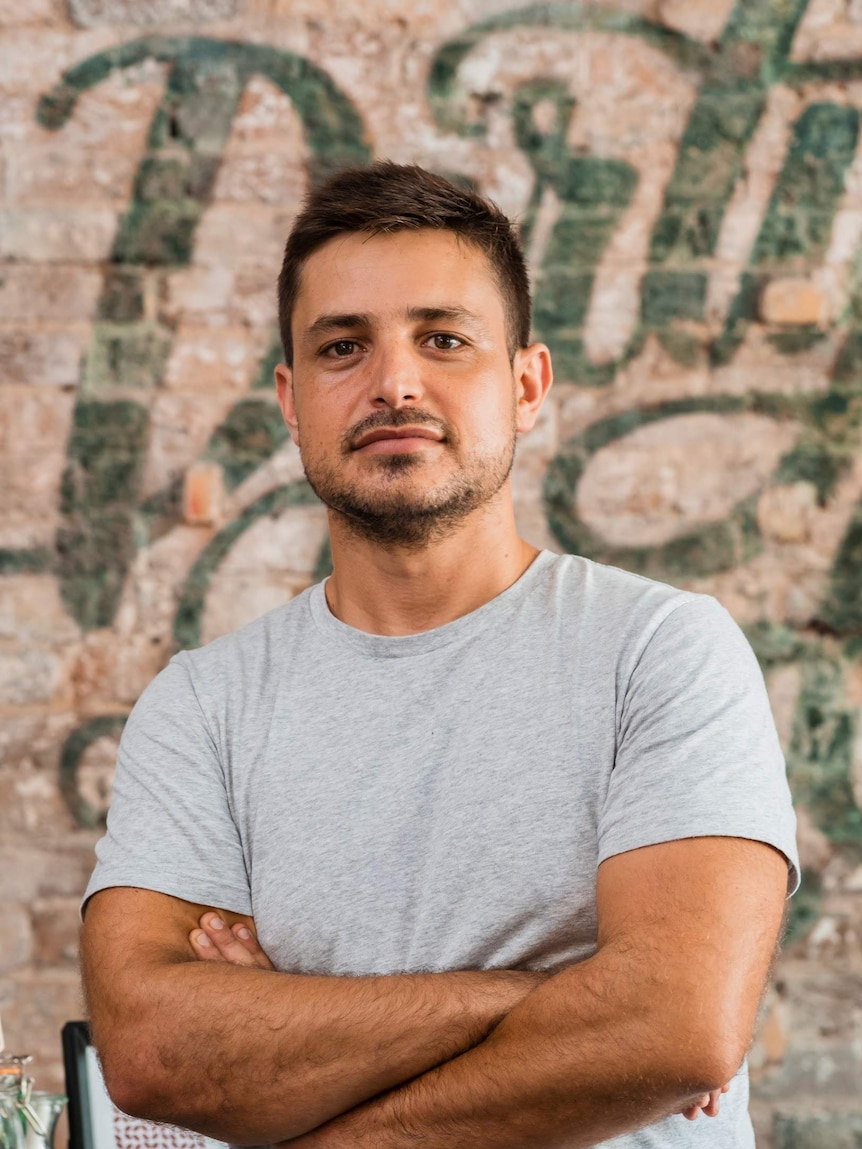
top-left (277, 228), bottom-right (538, 548)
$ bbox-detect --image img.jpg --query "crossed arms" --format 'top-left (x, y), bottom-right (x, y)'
top-left (82, 835), bottom-right (788, 1149)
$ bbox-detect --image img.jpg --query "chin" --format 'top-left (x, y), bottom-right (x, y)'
top-left (357, 449), bottom-right (433, 469)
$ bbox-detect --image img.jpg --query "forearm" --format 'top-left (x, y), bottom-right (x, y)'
top-left (283, 946), bottom-right (738, 1149)
top-left (88, 952), bottom-right (547, 1144)
top-left (282, 836), bottom-right (789, 1149)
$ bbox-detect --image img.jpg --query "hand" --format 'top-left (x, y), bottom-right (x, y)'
top-left (680, 1084), bottom-right (730, 1120)
top-left (189, 912), bottom-right (275, 970)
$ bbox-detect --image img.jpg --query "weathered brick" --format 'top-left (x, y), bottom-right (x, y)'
top-left (234, 269), bottom-right (281, 330)
top-left (161, 265), bottom-right (235, 325)
top-left (0, 208), bottom-right (117, 262)
top-left (750, 991), bottom-right (791, 1075)
top-left (0, 451), bottom-right (66, 540)
top-left (30, 898), bottom-right (82, 967)
top-left (0, 385), bottom-right (75, 450)
top-left (213, 150), bottom-right (309, 206)
top-left (0, 329), bottom-right (86, 388)
top-left (0, 575), bottom-right (80, 643)
top-left (0, 0), bottom-right (66, 25)
top-left (0, 387), bottom-right (75, 546)
top-left (0, 28), bottom-right (115, 94)
top-left (658, 0), bottom-right (735, 43)
top-left (0, 906), bottom-right (34, 974)
top-left (0, 711), bottom-right (75, 776)
top-left (202, 573), bottom-right (308, 645)
top-left (71, 630), bottom-right (165, 709)
top-left (213, 78), bottom-right (310, 206)
top-left (761, 279), bottom-right (828, 326)
top-left (183, 460), bottom-right (225, 526)
top-left (773, 1111), bottom-right (862, 1148)
top-left (0, 761), bottom-right (76, 839)
top-left (0, 848), bottom-right (49, 905)
top-left (164, 325), bottom-right (263, 392)
top-left (191, 203), bottom-right (291, 271)
top-left (0, 969), bottom-right (84, 1079)
top-left (0, 265), bottom-right (102, 322)
top-left (98, 268), bottom-right (146, 321)
top-left (574, 413), bottom-right (797, 548)
top-left (0, 842), bottom-right (97, 905)
top-left (223, 76), bottom-right (303, 151)
top-left (203, 397), bottom-right (288, 488)
top-left (5, 142), bottom-right (137, 204)
top-left (215, 502), bottom-right (327, 578)
top-left (69, 0), bottom-right (239, 24)
top-left (140, 390), bottom-right (236, 497)
top-left (72, 732), bottom-right (119, 822)
top-left (37, 60), bottom-right (167, 151)
top-left (0, 648), bottom-right (68, 707)
top-left (756, 482), bottom-right (818, 544)
top-left (83, 322), bottom-right (170, 391)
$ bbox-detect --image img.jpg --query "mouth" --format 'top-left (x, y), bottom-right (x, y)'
top-left (352, 426), bottom-right (445, 453)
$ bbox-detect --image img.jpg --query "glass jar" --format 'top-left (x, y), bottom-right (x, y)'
top-left (0, 1065), bottom-right (24, 1149)
top-left (22, 1094), bottom-right (66, 1149)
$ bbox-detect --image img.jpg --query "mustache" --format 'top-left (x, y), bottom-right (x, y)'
top-left (343, 409), bottom-right (450, 451)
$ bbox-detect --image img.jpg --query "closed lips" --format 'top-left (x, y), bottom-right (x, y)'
top-left (353, 427), bottom-right (444, 448)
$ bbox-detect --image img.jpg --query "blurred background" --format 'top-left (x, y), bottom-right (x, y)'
top-left (1, 0), bottom-right (861, 1145)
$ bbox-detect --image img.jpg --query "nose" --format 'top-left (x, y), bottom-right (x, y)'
top-left (365, 338), bottom-right (424, 409)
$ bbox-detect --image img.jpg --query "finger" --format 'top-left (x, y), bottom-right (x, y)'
top-left (189, 929), bottom-right (225, 961)
top-left (230, 922), bottom-right (275, 970)
top-left (682, 1104), bottom-right (704, 1121)
top-left (701, 1090), bottom-right (722, 1117)
top-left (681, 1094), bottom-right (709, 1121)
top-left (198, 913), bottom-right (260, 967)
top-left (721, 1084), bottom-right (730, 1094)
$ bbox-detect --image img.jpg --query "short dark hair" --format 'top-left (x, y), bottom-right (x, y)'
top-left (277, 161), bottom-right (532, 365)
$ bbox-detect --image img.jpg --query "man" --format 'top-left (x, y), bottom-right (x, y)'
top-left (82, 162), bottom-right (799, 1149)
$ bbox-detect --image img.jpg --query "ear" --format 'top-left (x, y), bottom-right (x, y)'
top-left (513, 343), bottom-right (553, 434)
top-left (274, 363), bottom-right (300, 447)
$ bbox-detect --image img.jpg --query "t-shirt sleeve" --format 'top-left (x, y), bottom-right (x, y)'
top-left (599, 595), bottom-right (800, 894)
top-left (83, 651), bottom-right (252, 915)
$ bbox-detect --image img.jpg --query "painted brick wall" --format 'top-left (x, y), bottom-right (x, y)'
top-left (1, 1), bottom-right (861, 1145)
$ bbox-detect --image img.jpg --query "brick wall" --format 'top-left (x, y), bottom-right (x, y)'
top-left (1, 1), bottom-right (861, 1145)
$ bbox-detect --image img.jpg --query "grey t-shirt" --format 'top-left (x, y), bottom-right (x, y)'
top-left (86, 551), bottom-right (800, 1148)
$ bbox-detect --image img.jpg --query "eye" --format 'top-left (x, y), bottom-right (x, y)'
top-left (323, 339), bottom-right (361, 358)
top-left (426, 333), bottom-right (463, 351)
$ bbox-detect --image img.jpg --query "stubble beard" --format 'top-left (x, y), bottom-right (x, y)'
top-left (301, 415), bottom-right (518, 550)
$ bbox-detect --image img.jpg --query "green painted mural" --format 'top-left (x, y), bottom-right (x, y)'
top-left (38, 37), bottom-right (370, 630)
top-left (513, 77), bottom-right (639, 384)
top-left (20, 2), bottom-right (860, 945)
top-left (429, 0), bottom-right (862, 945)
top-left (544, 396), bottom-right (766, 580)
top-left (173, 479), bottom-right (328, 651)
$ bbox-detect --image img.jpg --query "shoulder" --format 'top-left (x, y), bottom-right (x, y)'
top-left (183, 583), bottom-right (314, 661)
top-left (537, 552), bottom-right (754, 680)
top-left (163, 583), bottom-right (318, 704)
top-left (541, 551), bottom-right (693, 612)
top-left (540, 550), bottom-right (705, 634)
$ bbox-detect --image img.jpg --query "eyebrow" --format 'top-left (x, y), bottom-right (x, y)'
top-left (304, 313), bottom-right (371, 341)
top-left (405, 306), bottom-right (486, 330)
top-left (303, 305), bottom-right (489, 343)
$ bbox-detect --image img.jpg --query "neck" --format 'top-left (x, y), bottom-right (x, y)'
top-left (323, 489), bottom-right (540, 636)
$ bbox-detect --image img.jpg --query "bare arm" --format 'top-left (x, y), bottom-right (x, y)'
top-left (82, 887), bottom-right (549, 1144)
top-left (187, 910), bottom-right (727, 1127)
top-left (280, 837), bottom-right (789, 1149)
